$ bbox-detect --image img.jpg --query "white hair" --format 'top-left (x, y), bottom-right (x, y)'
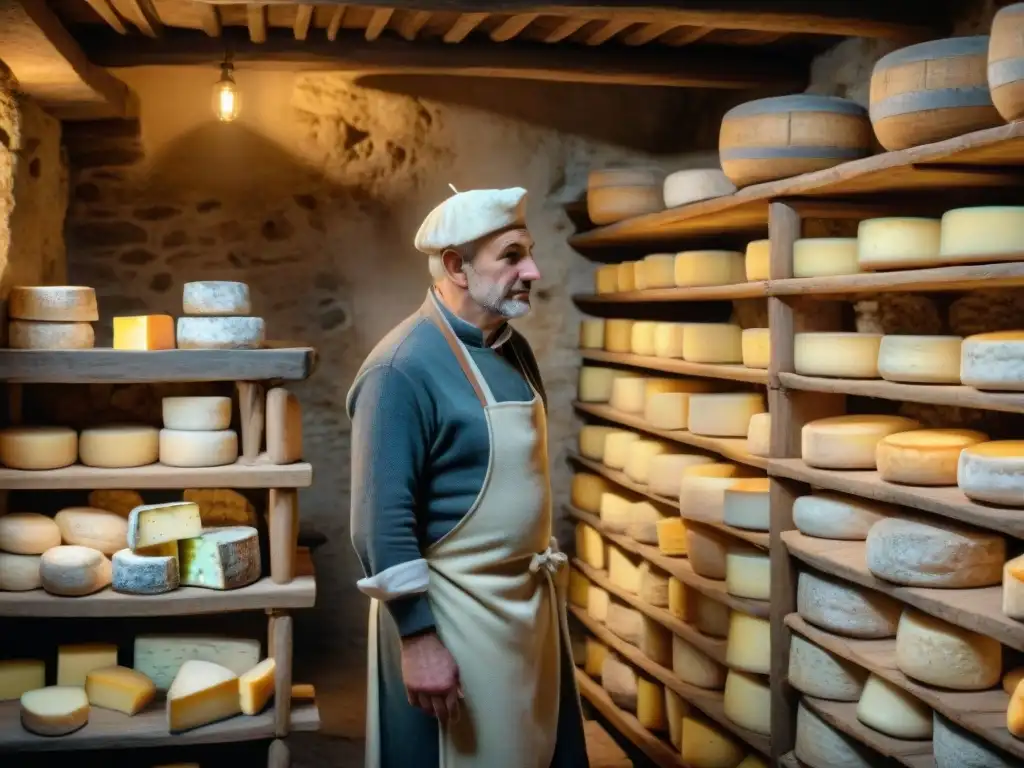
top-left (427, 254), bottom-right (447, 282)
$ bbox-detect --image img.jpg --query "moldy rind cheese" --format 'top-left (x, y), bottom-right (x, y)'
top-left (878, 335), bottom-right (962, 384)
top-left (795, 701), bottom-right (874, 768)
top-left (9, 286), bottom-right (98, 321)
top-left (961, 331), bottom-right (1024, 391)
top-left (895, 609), bottom-right (1001, 691)
top-left (802, 414), bottom-right (921, 470)
top-left (793, 492), bottom-right (891, 540)
top-left (9, 321), bottom-right (95, 350)
top-left (958, 441), bottom-right (1024, 506)
top-left (182, 281), bottom-right (251, 316)
top-left (794, 333), bottom-right (882, 378)
top-left (788, 634), bottom-right (866, 701)
top-left (797, 570), bottom-right (901, 638)
top-left (876, 428), bottom-right (988, 486)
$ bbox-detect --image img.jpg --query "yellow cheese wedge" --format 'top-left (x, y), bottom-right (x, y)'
top-left (113, 315), bottom-right (176, 350)
top-left (166, 659), bottom-right (242, 733)
top-left (656, 518), bottom-right (687, 556)
top-left (239, 658), bottom-right (276, 715)
top-left (85, 665), bottom-right (156, 715)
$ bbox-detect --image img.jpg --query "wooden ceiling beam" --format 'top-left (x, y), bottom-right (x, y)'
top-left (247, 4), bottom-right (267, 42)
top-left (293, 4), bottom-right (313, 39)
top-left (198, 3), bottom-right (222, 37)
top-left (365, 8), bottom-right (393, 40)
top-left (124, 0), bottom-right (162, 37)
top-left (82, 0), bottom-right (127, 34)
top-left (442, 12), bottom-right (486, 43)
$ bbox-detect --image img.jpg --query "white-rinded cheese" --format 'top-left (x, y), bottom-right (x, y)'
top-left (672, 634), bottom-right (726, 690)
top-left (86, 665), bottom-right (156, 715)
top-left (133, 635), bottom-right (262, 691)
top-left (112, 547), bottom-right (179, 595)
top-left (601, 653), bottom-right (637, 711)
top-left (626, 501), bottom-right (671, 545)
top-left (934, 712), bottom-right (1017, 768)
top-left (182, 281), bottom-right (251, 316)
top-left (663, 169), bottom-right (736, 208)
top-left (607, 546), bottom-right (641, 593)
top-left (641, 254), bottom-right (676, 289)
top-left (0, 426), bottom-right (77, 470)
top-left (644, 392), bottom-right (689, 430)
top-left (180, 526), bottom-right (261, 590)
top-left (857, 217), bottom-right (942, 271)
top-left (578, 366), bottom-right (625, 403)
top-left (685, 525), bottom-right (728, 580)
top-left (802, 414), bottom-right (921, 470)
top-left (167, 659), bottom-right (242, 732)
top-left (788, 634), bottom-right (866, 701)
top-left (793, 492), bottom-right (892, 540)
top-left (741, 328), bottom-right (771, 369)
top-left (723, 478), bottom-right (770, 531)
top-left (725, 546), bottom-right (770, 600)
top-left (0, 659), bottom-right (45, 701)
top-left (88, 489), bottom-right (144, 519)
top-left (40, 546), bottom-right (111, 596)
top-left (1004, 554), bottom-right (1024, 620)
top-left (794, 333), bottom-right (883, 378)
top-left (682, 323), bottom-right (743, 363)
top-left (576, 523), bottom-right (605, 569)
top-left (160, 429), bottom-right (239, 468)
top-left (797, 571), bottom-right (901, 638)
top-left (54, 507), bottom-right (128, 555)
top-left (652, 322), bottom-right (684, 358)
top-left (595, 265), bottom-right (618, 294)
top-left (856, 673), bottom-right (932, 739)
top-left (793, 237), bottom-right (860, 278)
top-left (584, 639), bottom-right (607, 678)
top-left (588, 584), bottom-right (610, 622)
top-left (665, 688), bottom-right (687, 749)
top-left (795, 701), bottom-right (874, 768)
top-left (624, 440), bottom-right (672, 483)
top-left (606, 602), bottom-right (643, 646)
top-left (9, 321), bottom-right (95, 350)
top-left (569, 569), bottom-right (589, 609)
top-left (603, 431), bottom-right (640, 470)
top-left (674, 250), bottom-right (745, 287)
top-left (877, 428), bottom-right (988, 486)
top-left (579, 319), bottom-right (605, 349)
top-left (939, 206), bottom-right (1024, 259)
top-left (747, 412), bottom-right (771, 457)
top-left (176, 317), bottom-right (264, 350)
top-left (688, 392), bottom-right (765, 437)
top-left (656, 518), bottom-right (687, 556)
top-left (57, 643), bottom-right (118, 686)
top-left (0, 512), bottom-right (61, 555)
top-left (638, 561), bottom-right (669, 606)
top-left (571, 473), bottom-right (613, 514)
top-left (616, 262), bottom-right (637, 293)
top-left (668, 577), bottom-right (688, 621)
top-left (20, 687), bottom-right (90, 736)
top-left (0, 552), bottom-right (41, 591)
top-left (183, 488), bottom-right (258, 527)
top-left (162, 396), bottom-right (233, 431)
top-left (579, 425), bottom-right (618, 460)
top-left (745, 240), bottom-right (770, 281)
top-left (603, 319), bottom-right (634, 353)
top-left (9, 285), bottom-right (98, 321)
top-left (866, 515), bottom-right (1004, 588)
top-left (878, 335), bottom-right (963, 384)
top-left (240, 658), bottom-right (276, 716)
top-left (630, 321), bottom-right (656, 355)
top-left (896, 609), bottom-right (1001, 690)
top-left (79, 425), bottom-right (158, 469)
top-left (694, 592), bottom-right (730, 637)
top-left (961, 331), bottom-right (1024, 391)
top-left (681, 716), bottom-right (744, 768)
top-left (678, 463), bottom-right (743, 521)
top-left (128, 501), bottom-right (202, 551)
top-left (725, 612), bottom-right (770, 674)
top-left (958, 441), bottom-right (1024, 506)
top-left (648, 453), bottom-right (715, 498)
top-left (723, 670), bottom-right (770, 735)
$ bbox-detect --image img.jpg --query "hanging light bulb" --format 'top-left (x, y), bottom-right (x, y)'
top-left (212, 58), bottom-right (240, 122)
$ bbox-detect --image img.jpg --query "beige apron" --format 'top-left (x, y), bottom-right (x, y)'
top-left (363, 298), bottom-right (578, 768)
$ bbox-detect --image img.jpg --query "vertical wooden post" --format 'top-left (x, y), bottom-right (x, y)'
top-left (272, 611), bottom-right (294, 738)
top-left (269, 488), bottom-right (298, 584)
top-left (237, 381), bottom-right (266, 462)
top-left (268, 737), bottom-right (290, 768)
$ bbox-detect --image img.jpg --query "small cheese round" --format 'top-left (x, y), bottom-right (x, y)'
top-left (855, 673), bottom-right (932, 739)
top-left (679, 465), bottom-right (741, 521)
top-left (112, 547), bottom-right (180, 595)
top-left (939, 206), bottom-right (1024, 259)
top-left (788, 634), bottom-right (867, 701)
top-left (652, 323), bottom-right (684, 358)
top-left (616, 262), bottom-right (637, 293)
top-left (578, 319), bottom-right (605, 349)
top-left (570, 473), bottom-right (613, 514)
top-left (961, 331), bottom-right (1024, 391)
top-left (0, 426), bottom-right (78, 470)
top-left (603, 431), bottom-right (640, 470)
top-left (40, 545), bottom-right (112, 596)
top-left (672, 635), bottom-right (726, 690)
top-left (641, 254), bottom-right (676, 289)
top-left (182, 280), bottom-right (251, 316)
top-left (746, 412), bottom-right (771, 457)
top-left (745, 240), bottom-right (770, 281)
top-left (876, 429), bottom-right (988, 486)
top-left (857, 217), bottom-right (942, 271)
top-left (79, 425), bottom-right (159, 469)
top-left (644, 392), bottom-right (689, 430)
top-left (725, 546), bottom-right (770, 600)
top-left (797, 571), bottom-right (901, 638)
top-left (162, 396), bottom-right (232, 431)
top-left (684, 525), bottom-right (728, 580)
top-left (624, 439), bottom-right (672, 484)
top-left (802, 414), bottom-right (921, 470)
top-left (0, 513), bottom-right (61, 555)
top-left (793, 238), bottom-right (859, 278)
top-left (630, 321), bottom-right (656, 355)
top-left (895, 609), bottom-right (1001, 690)
top-left (681, 323), bottom-right (742, 363)
top-left (725, 612), bottom-right (770, 674)
top-left (933, 712), bottom-right (1017, 768)
top-left (674, 251), bottom-right (745, 287)
top-left (723, 478), bottom-right (770, 531)
top-left (0, 552), bottom-right (42, 590)
top-left (877, 335), bottom-right (962, 384)
top-left (794, 333), bottom-right (882, 378)
top-left (600, 492), bottom-right (634, 533)
top-left (54, 507), bottom-right (129, 556)
top-left (579, 425), bottom-right (621, 461)
top-left (20, 686), bottom-right (90, 736)
top-left (8, 286), bottom-right (98, 321)
top-left (694, 592), bottom-right (730, 638)
top-left (958, 441), bottom-right (1024, 506)
top-left (662, 169), bottom-right (735, 208)
top-left (687, 393), bottom-right (765, 438)
top-left (796, 701), bottom-right (874, 768)
top-left (176, 317), bottom-right (265, 350)
top-left (648, 454), bottom-right (714, 498)
top-left (723, 670), bottom-right (770, 735)
top-left (595, 265), bottom-right (618, 294)
top-left (9, 321), bottom-right (94, 350)
top-left (793, 492), bottom-right (892, 540)
top-left (603, 319), bottom-right (633, 353)
top-left (741, 328), bottom-right (770, 369)
top-left (609, 376), bottom-right (647, 413)
top-left (159, 429), bottom-right (239, 468)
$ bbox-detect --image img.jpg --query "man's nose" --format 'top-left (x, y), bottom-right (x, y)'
top-left (518, 257), bottom-right (541, 283)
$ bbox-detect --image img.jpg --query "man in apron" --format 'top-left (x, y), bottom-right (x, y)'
top-left (348, 186), bottom-right (589, 768)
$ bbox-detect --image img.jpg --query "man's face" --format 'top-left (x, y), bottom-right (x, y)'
top-left (461, 228), bottom-right (540, 319)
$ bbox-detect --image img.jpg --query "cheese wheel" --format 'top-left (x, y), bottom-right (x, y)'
top-left (793, 492), bottom-right (891, 540)
top-left (575, 523), bottom-right (605, 570)
top-left (606, 601), bottom-right (643, 646)
top-left (20, 686), bottom-right (90, 736)
top-left (162, 396), bottom-right (232, 431)
top-left (644, 392), bottom-right (689, 430)
top-left (9, 320), bottom-right (94, 350)
top-left (571, 473), bottom-right (613, 514)
top-left (961, 331), bottom-right (1024, 391)
top-left (637, 561), bottom-right (669, 606)
top-left (672, 634), bottom-right (726, 690)
top-left (9, 286), bottom-right (98, 322)
top-left (723, 478), bottom-right (770, 531)
top-left (1003, 666), bottom-right (1024, 695)
top-left (725, 546), bottom-right (770, 600)
top-left (857, 217), bottom-right (942, 271)
top-left (656, 518), bottom-right (687, 556)
top-left (636, 677), bottom-right (666, 731)
top-left (0, 425), bottom-right (78, 470)
top-left (600, 652), bottom-right (637, 711)
top-left (54, 507), bottom-right (129, 556)
top-left (112, 547), bottom-right (180, 595)
top-left (745, 240), bottom-right (770, 281)
top-left (679, 473), bottom-right (737, 522)
top-left (668, 577), bottom-right (688, 621)
top-left (624, 439), bottom-right (672, 484)
top-left (665, 688), bottom-right (687, 749)
top-left (794, 333), bottom-right (883, 378)
top-left (182, 281), bottom-right (251, 316)
top-left (723, 670), bottom-right (770, 736)
top-left (674, 251), bottom-right (745, 288)
top-left (662, 169), bottom-right (736, 208)
top-left (877, 335), bottom-right (962, 384)
top-left (595, 265), bottom-right (618, 294)
top-left (940, 206), bottom-right (1024, 261)
top-left (579, 425), bottom-right (618, 461)
top-left (578, 319), bottom-right (605, 349)
top-left (0, 552), bottom-right (42, 591)
top-left (584, 639), bottom-right (607, 678)
top-left (648, 454), bottom-right (714, 498)
top-left (687, 392), bottom-right (765, 438)
top-left (607, 546), bottom-right (641, 593)
top-left (694, 592), bottom-right (730, 638)
top-left (895, 609), bottom-right (1001, 690)
top-left (802, 414), bottom-right (921, 470)
top-left (681, 716), bottom-right (743, 768)
top-left (159, 429), bottom-right (239, 468)
top-left (569, 570), bottom-right (589, 609)
top-left (578, 366), bottom-right (635, 403)
top-left (856, 673), bottom-right (932, 739)
top-left (0, 513), bottom-right (61, 555)
top-left (793, 238), bottom-right (859, 278)
top-left (740, 328), bottom-right (770, 369)
top-left (603, 319), bottom-right (633, 353)
top-left (630, 321), bottom-right (656, 355)
top-left (587, 170), bottom-right (664, 225)
top-left (681, 323), bottom-right (742, 363)
top-left (588, 585), bottom-right (609, 622)
top-left (991, 4), bottom-right (1024, 122)
top-left (79, 425), bottom-right (159, 469)
top-left (958, 441), bottom-right (1024, 506)
top-left (603, 431), bottom-right (640, 470)
top-left (877, 428), bottom-right (988, 486)
top-left (725, 612), bottom-right (770, 674)
top-left (640, 616), bottom-right (672, 666)
top-left (1004, 554), bottom-right (1024, 620)
top-left (788, 634), bottom-right (867, 701)
top-left (176, 317), bottom-right (264, 350)
top-left (746, 412), bottom-right (771, 457)
top-left (684, 525), bottom-right (728, 580)
top-left (652, 322), bottom-right (684, 358)
top-left (933, 712), bottom-right (1017, 768)
top-left (797, 571), bottom-right (901, 638)
top-left (638, 254), bottom-right (675, 289)
top-left (795, 701), bottom-right (874, 768)
top-left (40, 545), bottom-right (112, 596)
top-left (616, 262), bottom-right (637, 293)
top-left (609, 377), bottom-right (647, 414)
top-left (627, 501), bottom-right (671, 545)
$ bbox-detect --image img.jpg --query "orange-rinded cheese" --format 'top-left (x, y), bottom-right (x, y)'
top-left (876, 429), bottom-right (988, 486)
top-left (113, 315), bottom-right (176, 350)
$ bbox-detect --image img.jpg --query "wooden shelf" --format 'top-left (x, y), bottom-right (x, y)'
top-left (570, 456), bottom-right (769, 550)
top-left (0, 454), bottom-right (313, 490)
top-left (770, 262), bottom-right (1024, 297)
top-left (0, 700), bottom-right (319, 752)
top-left (786, 613), bottom-right (1022, 761)
top-left (0, 347), bottom-right (318, 383)
top-left (783, 530), bottom-right (1024, 652)
top-left (574, 282), bottom-right (768, 304)
top-left (769, 458), bottom-right (1024, 539)
top-left (575, 402), bottom-right (768, 470)
top-left (581, 350), bottom-right (768, 385)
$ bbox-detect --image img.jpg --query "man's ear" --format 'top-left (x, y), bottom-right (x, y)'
top-left (441, 248), bottom-right (470, 288)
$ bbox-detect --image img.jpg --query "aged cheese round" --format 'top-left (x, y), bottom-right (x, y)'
top-left (112, 547), bottom-right (180, 595)
top-left (741, 328), bottom-right (770, 369)
top-left (665, 689), bottom-right (686, 749)
top-left (578, 319), bottom-right (604, 349)
top-left (726, 546), bottom-right (770, 600)
top-left (578, 425), bottom-right (619, 460)
top-left (788, 634), bottom-right (867, 701)
top-left (723, 670), bottom-right (770, 736)
top-left (88, 490), bottom-right (144, 519)
top-left (684, 524), bottom-right (728, 580)
top-left (624, 439), bottom-right (672, 484)
top-left (933, 712), bottom-right (1017, 768)
top-left (681, 716), bottom-right (743, 768)
top-left (674, 251), bottom-right (745, 287)
top-left (856, 673), bottom-right (932, 739)
top-left (587, 168), bottom-right (665, 225)
top-left (20, 686), bottom-right (90, 736)
top-left (576, 522), bottom-right (605, 570)
top-left (630, 321), bottom-right (656, 355)
top-left (584, 638), bottom-right (607, 678)
top-left (0, 552), bottom-right (42, 591)
top-left (616, 262), bottom-right (637, 293)
top-left (571, 473), bottom-right (613, 514)
top-left (176, 317), bottom-right (265, 350)
top-left (603, 319), bottom-right (633, 353)
top-left (877, 335), bottom-right (963, 384)
top-left (603, 431), bottom-right (640, 470)
top-left (600, 492), bottom-right (634, 533)
top-left (80, 425), bottom-right (159, 469)
top-left (0, 426), bottom-right (77, 470)
top-left (802, 414), bottom-right (921, 470)
top-left (694, 592), bottom-right (730, 638)
top-left (747, 412), bottom-right (771, 457)
top-left (40, 545), bottom-right (112, 596)
top-left (687, 392), bottom-right (765, 437)
top-left (958, 441), bottom-right (1024, 506)
top-left (940, 206), bottom-right (1024, 261)
top-left (876, 429), bottom-right (988, 486)
top-left (681, 323), bottom-right (742, 363)
top-left (159, 429), bottom-right (239, 468)
top-left (54, 507), bottom-right (129, 556)
top-left (9, 321), bottom-right (94, 350)
top-left (594, 265), bottom-right (618, 295)
top-left (641, 254), bottom-right (676, 289)
top-left (637, 562), bottom-right (669, 606)
top-left (609, 376), bottom-right (647, 413)
top-left (797, 570), bottom-right (901, 638)
top-left (668, 576), bottom-right (688, 620)
top-left (606, 602), bottom-right (643, 646)
top-left (648, 453), bottom-right (714, 498)
top-left (578, 366), bottom-right (618, 403)
top-left (162, 396), bottom-right (232, 431)
top-left (679, 463), bottom-right (742, 521)
top-left (725, 612), bottom-right (770, 674)
top-left (989, 4), bottom-right (1024, 122)
top-left (793, 492), bottom-right (891, 540)
top-left (895, 609), bottom-right (1001, 690)
top-left (745, 240), bottom-right (770, 281)
top-left (182, 281), bottom-right (251, 316)
top-left (652, 323), bottom-right (684, 358)
top-left (857, 217), bottom-right (942, 271)
top-left (600, 652), bottom-right (638, 711)
top-left (961, 331), bottom-right (1024, 391)
top-left (794, 333), bottom-right (883, 378)
top-left (0, 513), bottom-right (61, 555)
top-left (796, 701), bottom-right (874, 768)
top-left (9, 286), bottom-right (98, 322)
top-left (673, 634), bottom-right (726, 690)
top-left (793, 238), bottom-right (859, 278)
top-left (663, 169), bottom-right (736, 208)
top-left (644, 392), bottom-right (690, 430)
top-left (723, 478), bottom-right (770, 531)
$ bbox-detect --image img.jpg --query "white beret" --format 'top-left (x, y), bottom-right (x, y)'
top-left (414, 187), bottom-right (528, 255)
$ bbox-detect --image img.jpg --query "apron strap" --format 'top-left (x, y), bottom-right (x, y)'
top-left (426, 298), bottom-right (490, 408)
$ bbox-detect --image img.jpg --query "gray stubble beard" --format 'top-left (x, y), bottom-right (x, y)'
top-left (464, 263), bottom-right (531, 319)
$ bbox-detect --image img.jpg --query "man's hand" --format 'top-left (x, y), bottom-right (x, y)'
top-left (400, 630), bottom-right (462, 724)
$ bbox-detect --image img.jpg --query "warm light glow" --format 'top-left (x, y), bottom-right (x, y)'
top-left (212, 62), bottom-right (240, 122)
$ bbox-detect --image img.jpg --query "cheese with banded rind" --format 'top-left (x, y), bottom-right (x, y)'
top-left (895, 609), bottom-right (1000, 690)
top-left (682, 323), bottom-right (742, 363)
top-left (797, 571), bottom-right (901, 638)
top-left (80, 425), bottom-right (159, 469)
top-left (856, 673), bottom-right (932, 739)
top-left (89, 490), bottom-right (144, 519)
top-left (616, 262), bottom-right (637, 293)
top-left (878, 335), bottom-right (962, 384)
top-left (183, 281), bottom-right (251, 316)
top-left (626, 501), bottom-right (671, 545)
top-left (0, 552), bottom-right (41, 591)
top-left (585, 639), bottom-right (607, 678)
top-left (113, 315), bottom-right (175, 350)
top-left (85, 665), bottom-right (156, 715)
top-left (167, 659), bottom-right (242, 733)
top-left (630, 321), bottom-right (656, 355)
top-left (723, 478), bottom-right (770, 531)
top-left (54, 507), bottom-right (128, 555)
top-left (569, 569), bottom-right (589, 609)
top-left (0, 426), bottom-right (77, 470)
top-left (788, 634), bottom-right (866, 701)
top-left (961, 331), bottom-right (1024, 391)
top-left (638, 561), bottom-right (669, 607)
top-left (687, 392), bottom-right (765, 437)
top-left (745, 240), bottom-right (770, 281)
top-left (685, 525), bottom-right (728, 580)
top-left (0, 513), bottom-right (61, 555)
top-left (40, 546), bottom-right (112, 597)
top-left (179, 526), bottom-right (261, 590)
top-left (939, 206), bottom-right (1024, 259)
top-left (58, 643), bottom-right (118, 686)
top-left (652, 323), bottom-right (684, 358)
top-left (674, 251), bottom-right (745, 287)
top-left (579, 319), bottom-right (605, 349)
top-left (662, 169), bottom-right (735, 208)
top-left (681, 716), bottom-right (744, 768)
top-left (20, 687), bottom-right (90, 736)
top-left (741, 328), bottom-right (770, 369)
top-left (0, 660), bottom-right (45, 701)
top-left (603, 431), bottom-right (639, 470)
top-left (796, 701), bottom-right (873, 768)
top-left (725, 546), bottom-right (770, 600)
top-left (723, 670), bottom-right (770, 735)
top-left (176, 317), bottom-right (264, 350)
top-left (747, 412), bottom-right (771, 457)
top-left (112, 547), bottom-right (180, 595)
top-left (595, 265), bottom-right (618, 294)
top-left (694, 592), bottom-right (730, 638)
top-left (571, 473), bottom-right (612, 514)
top-left (160, 429), bottom-right (239, 468)
top-left (9, 321), bottom-right (94, 350)
top-left (857, 217), bottom-right (941, 271)
top-left (9, 286), bottom-right (98, 321)
top-left (668, 577), bottom-right (688, 621)
top-left (802, 414), bottom-right (921, 470)
top-left (794, 333), bottom-right (883, 378)
top-left (793, 237), bottom-right (859, 278)
top-left (601, 652), bottom-right (637, 711)
top-left (933, 712), bottom-right (1016, 768)
top-left (793, 492), bottom-right (891, 540)
top-left (129, 502), bottom-right (202, 551)
top-left (665, 688), bottom-right (687, 748)
top-left (656, 518), bottom-right (687, 556)
top-left (672, 634), bottom-right (726, 690)
top-left (133, 635), bottom-right (262, 691)
top-left (607, 546), bottom-right (641, 593)
top-left (239, 658), bottom-right (276, 715)
top-left (877, 429), bottom-right (988, 486)
top-left (725, 612), bottom-right (770, 674)
top-left (641, 254), bottom-right (675, 289)
top-left (958, 441), bottom-right (1024, 506)
top-left (865, 515), bottom-right (1004, 588)
top-left (624, 439), bottom-right (672, 483)
top-left (648, 454), bottom-right (715, 498)
top-left (576, 523), bottom-right (605, 569)
top-left (579, 426), bottom-right (618, 461)
top-left (162, 397), bottom-right (232, 431)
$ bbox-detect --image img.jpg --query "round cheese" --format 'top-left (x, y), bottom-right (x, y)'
top-left (88, 490), bottom-right (144, 519)
top-left (630, 321), bottom-right (656, 356)
top-left (668, 576), bottom-right (688, 620)
top-left (603, 319), bottom-right (633, 353)
top-left (877, 335), bottom-right (962, 384)
top-left (933, 712), bottom-right (1017, 768)
top-left (674, 251), bottom-right (745, 287)
top-left (641, 254), bottom-right (676, 289)
top-left (609, 376), bottom-right (647, 413)
top-left (0, 426), bottom-right (77, 470)
top-left (0, 551), bottom-right (42, 591)
top-left (584, 638), bottom-right (607, 678)
top-left (600, 492), bottom-right (634, 533)
top-left (856, 673), bottom-right (932, 739)
top-left (587, 177), bottom-right (664, 226)
top-left (745, 240), bottom-right (770, 281)
top-left (723, 478), bottom-right (770, 531)
top-left (182, 280), bottom-right (251, 316)
top-left (895, 609), bottom-right (1001, 690)
top-left (672, 634), bottom-right (726, 690)
top-left (958, 441), bottom-right (1024, 506)
top-left (644, 392), bottom-right (689, 430)
top-left (0, 513), bottom-right (61, 555)
top-left (681, 716), bottom-right (743, 768)
top-left (940, 206), bottom-right (1024, 260)
top-left (9, 321), bottom-right (94, 350)
top-left (741, 328), bottom-right (770, 369)
top-left (665, 689), bottom-right (686, 749)
top-left (629, 504), bottom-right (671, 546)
top-left (793, 492), bottom-right (891, 540)
top-left (793, 238), bottom-right (859, 278)
top-left (578, 366), bottom-right (623, 403)
top-left (624, 439), bottom-right (672, 484)
top-left (595, 265), bottom-right (618, 294)
top-left (159, 429), bottom-right (239, 468)
top-left (576, 522), bottom-right (605, 570)
top-left (797, 571), bottom-right (901, 638)
top-left (162, 396), bottom-right (232, 431)
top-left (694, 592), bottom-right (730, 638)
top-left (725, 546), bottom-right (770, 600)
top-left (687, 392), bottom-right (765, 437)
top-left (961, 331), bottom-right (1024, 391)
top-left (681, 323), bottom-right (742, 363)
top-left (8, 286), bottom-right (98, 322)
top-left (684, 525), bottom-right (728, 580)
top-left (176, 317), bottom-right (265, 350)
top-left (616, 262), bottom-right (637, 293)
top-left (725, 611), bottom-right (770, 675)
top-left (648, 454), bottom-right (714, 498)
top-left (20, 686), bottom-right (90, 736)
top-left (652, 323), bottom-right (684, 358)
top-left (578, 319), bottom-right (605, 349)
top-left (794, 333), bottom-right (883, 378)
top-left (788, 634), bottom-right (867, 701)
top-left (857, 217), bottom-right (942, 271)
top-left (796, 701), bottom-right (874, 768)
top-left (662, 169), bottom-right (735, 208)
top-left (112, 547), bottom-right (180, 595)
top-left (570, 473), bottom-right (613, 514)
top-left (1004, 667), bottom-right (1024, 695)
top-left (876, 429), bottom-right (988, 486)
top-left (802, 414), bottom-right (922, 470)
top-left (40, 545), bottom-right (112, 596)
top-left (746, 412), bottom-right (771, 457)
top-left (603, 431), bottom-right (640, 470)
top-left (579, 425), bottom-right (619, 460)
top-left (80, 425), bottom-right (159, 469)
top-left (679, 474), bottom-right (739, 522)
top-left (723, 670), bottom-right (770, 735)
top-left (53, 507), bottom-right (128, 556)
top-left (600, 652), bottom-right (638, 711)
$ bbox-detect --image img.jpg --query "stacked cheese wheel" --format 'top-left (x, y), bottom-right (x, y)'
top-left (160, 395), bottom-right (238, 467)
top-left (586, 168), bottom-right (665, 226)
top-left (0, 422), bottom-right (169, 471)
top-left (177, 281), bottom-right (265, 350)
top-left (6, 286), bottom-right (98, 350)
